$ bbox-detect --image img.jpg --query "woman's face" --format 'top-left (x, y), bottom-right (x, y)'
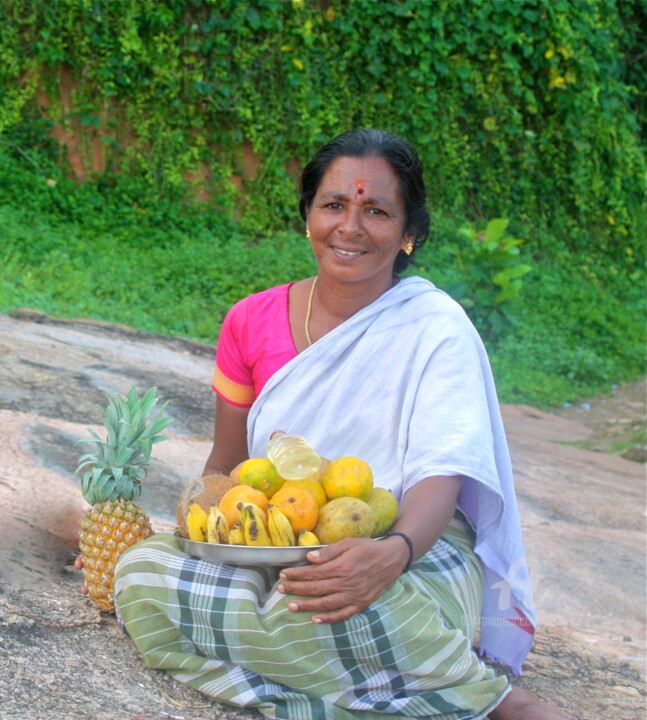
top-left (306, 155), bottom-right (413, 288)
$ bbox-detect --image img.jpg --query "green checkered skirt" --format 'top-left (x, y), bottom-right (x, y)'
top-left (114, 518), bottom-right (509, 720)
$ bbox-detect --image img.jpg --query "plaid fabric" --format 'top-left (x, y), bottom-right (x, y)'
top-left (114, 521), bottom-right (509, 720)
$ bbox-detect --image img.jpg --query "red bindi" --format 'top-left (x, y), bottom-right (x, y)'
top-left (356, 179), bottom-right (364, 195)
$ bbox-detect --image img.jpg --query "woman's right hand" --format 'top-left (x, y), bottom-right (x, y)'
top-left (276, 536), bottom-right (408, 623)
top-left (277, 475), bottom-right (464, 623)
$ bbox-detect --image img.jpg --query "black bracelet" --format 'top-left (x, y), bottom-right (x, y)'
top-left (382, 531), bottom-right (414, 573)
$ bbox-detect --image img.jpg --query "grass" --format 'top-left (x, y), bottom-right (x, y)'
top-left (1, 151), bottom-right (644, 410)
top-left (554, 441), bottom-right (598, 451)
top-left (609, 439), bottom-right (645, 454)
top-left (555, 432), bottom-right (645, 455)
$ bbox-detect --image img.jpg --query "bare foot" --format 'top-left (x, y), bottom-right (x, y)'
top-left (489, 687), bottom-right (569, 720)
top-left (73, 555), bottom-right (89, 595)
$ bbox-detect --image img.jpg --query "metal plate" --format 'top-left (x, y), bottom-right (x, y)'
top-left (175, 533), bottom-right (324, 567)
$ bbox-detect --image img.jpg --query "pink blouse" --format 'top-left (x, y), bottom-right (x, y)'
top-left (212, 283), bottom-right (298, 408)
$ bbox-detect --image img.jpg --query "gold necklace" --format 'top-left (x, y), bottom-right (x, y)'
top-left (304, 276), bottom-right (318, 346)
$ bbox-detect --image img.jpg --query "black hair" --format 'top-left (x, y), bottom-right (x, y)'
top-left (299, 128), bottom-right (429, 274)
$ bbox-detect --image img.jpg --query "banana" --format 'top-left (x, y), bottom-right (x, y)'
top-left (242, 503), bottom-right (273, 546)
top-left (237, 501), bottom-right (268, 528)
top-left (206, 505), bottom-right (230, 544)
top-left (297, 529), bottom-right (321, 546)
top-left (268, 505), bottom-right (296, 547)
top-left (228, 521), bottom-right (246, 545)
top-left (186, 503), bottom-right (208, 542)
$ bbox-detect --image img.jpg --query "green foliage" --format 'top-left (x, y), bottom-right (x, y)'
top-left (0, 144), bottom-right (317, 342)
top-left (488, 252), bottom-right (645, 408)
top-left (0, 1), bottom-right (644, 410)
top-left (1, 139), bottom-right (643, 411)
top-left (444, 218), bottom-right (532, 341)
top-left (0, 0), bottom-right (643, 249)
top-left (616, 0), bottom-right (647, 130)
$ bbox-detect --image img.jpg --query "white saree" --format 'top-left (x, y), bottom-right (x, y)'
top-left (248, 276), bottom-right (535, 675)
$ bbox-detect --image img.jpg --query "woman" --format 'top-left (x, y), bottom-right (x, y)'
top-left (115, 129), bottom-right (567, 720)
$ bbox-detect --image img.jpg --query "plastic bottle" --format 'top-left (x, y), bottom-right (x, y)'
top-left (266, 430), bottom-right (322, 480)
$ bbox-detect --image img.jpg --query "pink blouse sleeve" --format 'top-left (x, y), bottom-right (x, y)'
top-left (211, 284), bottom-right (298, 408)
top-left (212, 302), bottom-right (255, 408)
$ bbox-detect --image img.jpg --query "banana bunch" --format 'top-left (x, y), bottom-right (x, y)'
top-left (186, 501), bottom-right (321, 547)
top-left (236, 502), bottom-right (322, 547)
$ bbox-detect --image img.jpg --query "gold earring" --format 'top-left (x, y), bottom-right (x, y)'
top-left (306, 228), bottom-right (311, 240)
top-left (404, 240), bottom-right (414, 255)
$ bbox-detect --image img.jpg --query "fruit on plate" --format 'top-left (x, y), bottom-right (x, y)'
top-left (186, 502), bottom-right (209, 542)
top-left (270, 486), bottom-right (319, 534)
top-left (238, 457), bottom-right (285, 498)
top-left (228, 521), bottom-right (245, 545)
top-left (280, 477), bottom-right (327, 507)
top-left (175, 440), bottom-right (397, 551)
top-left (206, 505), bottom-right (230, 544)
top-left (313, 497), bottom-right (372, 544)
top-left (229, 461), bottom-right (245, 483)
top-left (267, 504), bottom-right (296, 546)
top-left (241, 503), bottom-right (272, 546)
top-left (76, 386), bottom-right (173, 612)
top-left (237, 500), bottom-right (269, 529)
top-left (323, 457), bottom-right (374, 501)
top-left (297, 529), bottom-right (321, 546)
top-left (314, 457), bottom-right (331, 483)
top-left (365, 488), bottom-right (399, 538)
top-left (218, 485), bottom-right (269, 528)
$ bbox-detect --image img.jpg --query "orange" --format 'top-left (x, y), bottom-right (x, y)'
top-left (269, 486), bottom-right (319, 534)
top-left (238, 457), bottom-right (284, 499)
top-left (280, 478), bottom-right (327, 507)
top-left (218, 485), bottom-right (269, 528)
top-left (323, 456), bottom-right (374, 501)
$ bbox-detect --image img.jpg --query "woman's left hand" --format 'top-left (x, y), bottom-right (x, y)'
top-left (277, 535), bottom-right (409, 624)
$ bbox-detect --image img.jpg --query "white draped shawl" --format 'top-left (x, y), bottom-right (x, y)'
top-left (247, 276), bottom-right (535, 674)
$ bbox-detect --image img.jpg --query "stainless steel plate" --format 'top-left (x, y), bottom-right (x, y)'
top-left (176, 533), bottom-right (324, 567)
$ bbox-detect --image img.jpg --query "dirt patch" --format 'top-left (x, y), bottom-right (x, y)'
top-left (0, 579), bottom-right (259, 720)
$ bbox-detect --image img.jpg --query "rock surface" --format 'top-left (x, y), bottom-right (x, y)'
top-left (0, 310), bottom-right (644, 720)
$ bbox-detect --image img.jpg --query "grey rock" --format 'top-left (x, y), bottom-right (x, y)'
top-left (0, 310), bottom-right (644, 720)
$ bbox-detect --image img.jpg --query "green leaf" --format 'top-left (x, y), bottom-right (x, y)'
top-left (484, 218), bottom-right (509, 244)
top-left (506, 263), bottom-right (533, 279)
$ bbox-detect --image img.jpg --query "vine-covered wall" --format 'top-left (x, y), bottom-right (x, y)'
top-left (1, 0), bottom-right (644, 252)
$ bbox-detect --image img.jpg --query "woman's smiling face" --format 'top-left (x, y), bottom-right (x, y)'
top-left (306, 155), bottom-right (413, 287)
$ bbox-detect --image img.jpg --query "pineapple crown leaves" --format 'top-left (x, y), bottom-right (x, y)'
top-left (75, 386), bottom-right (174, 505)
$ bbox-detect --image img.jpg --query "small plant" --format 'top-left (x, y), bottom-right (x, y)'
top-left (445, 218), bottom-right (532, 341)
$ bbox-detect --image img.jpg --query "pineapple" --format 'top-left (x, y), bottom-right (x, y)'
top-left (75, 386), bottom-right (173, 612)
